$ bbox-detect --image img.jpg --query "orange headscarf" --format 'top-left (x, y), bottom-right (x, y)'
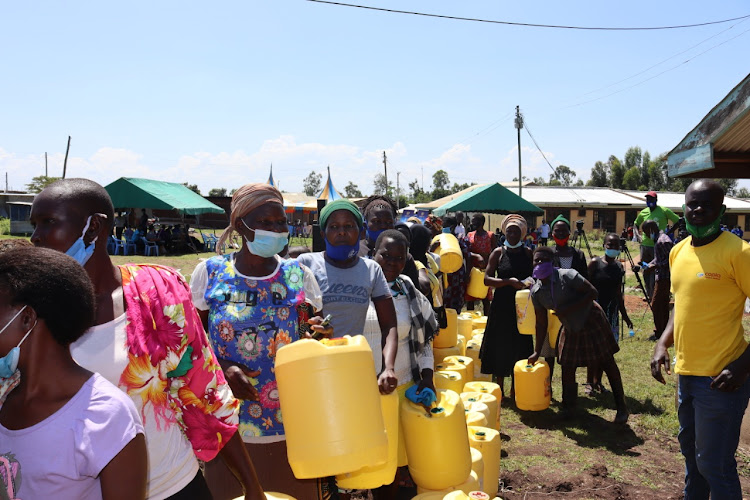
top-left (216, 183), bottom-right (284, 254)
top-left (501, 214), bottom-right (528, 240)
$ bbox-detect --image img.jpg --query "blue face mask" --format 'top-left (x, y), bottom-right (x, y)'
top-left (65, 215), bottom-right (99, 266)
top-left (242, 220), bottom-right (289, 258)
top-left (504, 239), bottom-right (523, 249)
top-left (367, 228), bottom-right (385, 243)
top-left (325, 239), bottom-right (360, 261)
top-left (647, 201), bottom-right (657, 209)
top-left (0, 305), bottom-right (36, 379)
top-left (604, 248), bottom-right (620, 259)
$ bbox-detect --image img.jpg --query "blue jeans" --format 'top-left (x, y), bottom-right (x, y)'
top-left (677, 375), bottom-right (750, 499)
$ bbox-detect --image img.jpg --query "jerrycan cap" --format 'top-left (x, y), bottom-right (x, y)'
top-left (449, 376), bottom-right (457, 380)
top-left (458, 359), bottom-right (466, 364)
top-left (479, 387), bottom-right (488, 392)
top-left (469, 492), bottom-right (490, 500)
top-left (430, 407), bottom-right (444, 415)
top-left (475, 431), bottom-right (486, 439)
top-left (468, 397), bottom-right (477, 402)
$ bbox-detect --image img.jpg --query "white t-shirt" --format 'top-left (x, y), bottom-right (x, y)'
top-left (454, 224), bottom-right (466, 240)
top-left (0, 373), bottom-right (143, 500)
top-left (70, 314), bottom-right (199, 500)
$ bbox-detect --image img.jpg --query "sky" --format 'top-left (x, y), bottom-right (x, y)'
top-left (1, 1), bottom-right (749, 196)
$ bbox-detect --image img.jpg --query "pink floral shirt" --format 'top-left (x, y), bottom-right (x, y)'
top-left (119, 264), bottom-right (239, 462)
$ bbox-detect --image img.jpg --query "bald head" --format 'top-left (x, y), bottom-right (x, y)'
top-left (43, 178), bottom-right (115, 231)
top-left (686, 179), bottom-right (724, 205)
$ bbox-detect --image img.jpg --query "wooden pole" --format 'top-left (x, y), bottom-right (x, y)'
top-left (62, 136), bottom-right (71, 179)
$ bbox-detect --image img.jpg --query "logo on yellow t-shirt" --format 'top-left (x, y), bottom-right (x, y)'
top-left (696, 272), bottom-right (721, 280)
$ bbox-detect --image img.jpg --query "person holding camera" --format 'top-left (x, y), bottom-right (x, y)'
top-left (634, 191), bottom-right (680, 297)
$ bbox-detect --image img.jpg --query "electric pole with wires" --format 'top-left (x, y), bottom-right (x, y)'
top-left (515, 106), bottom-right (523, 197)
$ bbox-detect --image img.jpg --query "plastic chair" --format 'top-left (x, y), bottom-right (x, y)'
top-left (111, 237), bottom-right (125, 256)
top-left (123, 239), bottom-right (137, 256)
top-left (107, 236), bottom-right (117, 255)
top-left (202, 233), bottom-right (217, 252)
top-left (142, 237), bottom-right (159, 256)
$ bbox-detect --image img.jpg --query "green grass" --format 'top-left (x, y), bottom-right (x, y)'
top-left (0, 218), bottom-right (9, 236)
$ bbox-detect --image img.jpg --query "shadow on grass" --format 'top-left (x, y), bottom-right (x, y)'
top-left (577, 392), bottom-right (666, 417)
top-left (506, 402), bottom-right (644, 456)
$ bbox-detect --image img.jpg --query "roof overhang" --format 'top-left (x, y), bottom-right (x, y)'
top-left (668, 73), bottom-right (750, 178)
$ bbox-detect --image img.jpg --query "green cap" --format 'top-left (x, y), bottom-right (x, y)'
top-left (319, 199), bottom-right (363, 230)
top-left (551, 214), bottom-right (570, 228)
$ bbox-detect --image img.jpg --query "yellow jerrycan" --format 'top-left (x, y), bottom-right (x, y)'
top-left (465, 410), bottom-right (488, 427)
top-left (464, 339), bottom-right (480, 367)
top-left (433, 346), bottom-right (462, 369)
top-left (463, 382), bottom-right (501, 429)
top-left (471, 316), bottom-right (488, 332)
top-left (469, 447), bottom-right (484, 491)
top-left (467, 268), bottom-right (489, 299)
top-left (463, 400), bottom-right (490, 423)
top-left (275, 336), bottom-right (386, 478)
top-left (435, 361), bottom-right (468, 382)
top-left (467, 426), bottom-right (501, 497)
top-left (234, 495), bottom-right (297, 500)
top-left (461, 392), bottom-right (498, 434)
top-left (443, 356), bottom-right (475, 383)
top-left (435, 308), bottom-right (458, 348)
top-left (513, 359), bottom-right (551, 411)
top-left (471, 330), bottom-right (484, 342)
top-left (457, 314), bottom-right (475, 338)
top-left (435, 370), bottom-right (465, 395)
top-left (416, 470), bottom-right (480, 495)
top-left (445, 491), bottom-right (501, 500)
top-left (515, 289), bottom-right (535, 335)
top-left (401, 389), bottom-right (472, 491)
top-left (336, 391), bottom-right (399, 489)
top-left (456, 335), bottom-right (466, 356)
top-left (548, 310), bottom-right (562, 348)
top-left (434, 233), bottom-right (463, 274)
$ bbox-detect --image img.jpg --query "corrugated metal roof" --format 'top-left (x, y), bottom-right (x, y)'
top-left (505, 186), bottom-right (643, 207)
top-left (714, 107), bottom-right (750, 153)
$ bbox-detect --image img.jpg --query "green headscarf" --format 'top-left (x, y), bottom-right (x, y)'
top-left (319, 199), bottom-right (363, 230)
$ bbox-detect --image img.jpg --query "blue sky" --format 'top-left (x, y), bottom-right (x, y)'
top-left (1, 1), bottom-right (749, 195)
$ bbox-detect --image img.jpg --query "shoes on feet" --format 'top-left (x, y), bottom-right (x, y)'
top-left (583, 383), bottom-right (594, 396)
top-left (647, 334), bottom-right (660, 341)
top-left (614, 408), bottom-right (629, 424)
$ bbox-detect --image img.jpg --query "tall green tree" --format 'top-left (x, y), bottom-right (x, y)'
top-left (624, 146), bottom-right (642, 170)
top-left (641, 151), bottom-right (652, 187)
top-left (208, 188), bottom-right (227, 197)
top-left (450, 182), bottom-right (474, 194)
top-left (736, 187), bottom-right (750, 198)
top-left (302, 171), bottom-right (322, 196)
top-left (549, 165), bottom-right (577, 186)
top-left (587, 161), bottom-right (609, 187)
top-left (373, 173), bottom-right (394, 196)
top-left (622, 167), bottom-right (641, 190)
top-left (344, 181), bottom-right (363, 198)
top-left (609, 155), bottom-right (625, 189)
top-left (432, 170), bottom-right (451, 199)
top-left (409, 179), bottom-right (431, 203)
top-left (26, 175), bottom-right (60, 193)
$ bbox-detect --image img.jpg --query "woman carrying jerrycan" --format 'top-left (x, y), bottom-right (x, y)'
top-left (528, 246), bottom-right (629, 424)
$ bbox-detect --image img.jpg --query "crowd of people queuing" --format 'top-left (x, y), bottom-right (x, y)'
top-left (1, 178), bottom-right (749, 499)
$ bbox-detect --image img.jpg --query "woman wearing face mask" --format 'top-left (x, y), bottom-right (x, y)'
top-left (479, 214), bottom-right (534, 398)
top-left (585, 233), bottom-right (634, 394)
top-left (0, 247), bottom-right (148, 499)
top-left (190, 183), bottom-right (328, 499)
top-left (297, 199), bottom-right (399, 394)
top-left (528, 246), bottom-right (628, 424)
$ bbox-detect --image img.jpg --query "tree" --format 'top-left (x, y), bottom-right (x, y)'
top-left (609, 155), bottom-right (625, 189)
top-left (450, 182), bottom-right (474, 194)
top-left (343, 181), bottom-right (363, 198)
top-left (549, 165), bottom-right (577, 186)
top-left (532, 176), bottom-right (546, 185)
top-left (624, 146), bottom-right (642, 170)
top-left (736, 187), bottom-right (750, 198)
top-left (208, 188), bottom-right (227, 197)
top-left (622, 167), bottom-right (641, 190)
top-left (409, 179), bottom-right (432, 203)
top-left (641, 151), bottom-right (652, 187)
top-left (718, 178), bottom-right (739, 197)
top-left (373, 173), bottom-right (394, 196)
top-left (26, 175), bottom-right (60, 193)
top-left (182, 182), bottom-right (201, 195)
top-left (431, 170), bottom-right (451, 199)
top-left (587, 161), bottom-right (609, 187)
top-left (302, 171), bottom-right (322, 196)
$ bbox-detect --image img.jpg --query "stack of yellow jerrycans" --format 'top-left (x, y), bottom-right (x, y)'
top-left (513, 289), bottom-right (554, 411)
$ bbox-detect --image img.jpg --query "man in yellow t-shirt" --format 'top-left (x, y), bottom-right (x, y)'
top-left (651, 179), bottom-right (750, 500)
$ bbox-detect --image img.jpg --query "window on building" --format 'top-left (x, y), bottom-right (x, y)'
top-left (578, 209), bottom-right (586, 217)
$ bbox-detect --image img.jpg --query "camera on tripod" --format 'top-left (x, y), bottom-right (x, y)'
top-left (575, 220), bottom-right (584, 233)
top-left (619, 237), bottom-right (628, 252)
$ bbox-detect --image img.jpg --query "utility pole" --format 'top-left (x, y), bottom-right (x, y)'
top-left (45, 152), bottom-right (48, 177)
top-left (382, 151), bottom-right (388, 196)
top-left (515, 106), bottom-right (524, 197)
top-left (396, 172), bottom-right (401, 210)
top-left (62, 136), bottom-right (71, 179)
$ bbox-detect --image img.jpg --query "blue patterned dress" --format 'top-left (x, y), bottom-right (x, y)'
top-left (203, 255), bottom-right (306, 441)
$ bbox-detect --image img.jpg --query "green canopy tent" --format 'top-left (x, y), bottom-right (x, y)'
top-left (433, 182), bottom-right (543, 216)
top-left (105, 177), bottom-right (225, 216)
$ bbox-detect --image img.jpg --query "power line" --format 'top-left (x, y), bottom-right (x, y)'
top-left (522, 120), bottom-right (557, 175)
top-left (306, 0), bottom-right (750, 31)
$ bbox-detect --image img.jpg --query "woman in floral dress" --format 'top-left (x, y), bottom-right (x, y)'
top-left (191, 183), bottom-right (326, 499)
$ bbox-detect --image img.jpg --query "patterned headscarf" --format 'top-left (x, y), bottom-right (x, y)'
top-left (502, 214), bottom-right (528, 240)
top-left (217, 183), bottom-right (284, 253)
top-left (424, 215), bottom-right (443, 235)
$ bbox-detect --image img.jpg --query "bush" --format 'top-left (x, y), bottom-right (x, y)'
top-left (0, 218), bottom-right (9, 236)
